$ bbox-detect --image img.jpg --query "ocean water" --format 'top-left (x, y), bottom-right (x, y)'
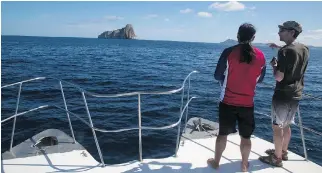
top-left (1, 36), bottom-right (322, 166)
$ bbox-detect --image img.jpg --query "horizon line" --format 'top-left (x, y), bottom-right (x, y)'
top-left (1, 35), bottom-right (320, 48)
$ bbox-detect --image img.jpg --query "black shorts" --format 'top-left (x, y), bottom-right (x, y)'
top-left (218, 102), bottom-right (255, 139)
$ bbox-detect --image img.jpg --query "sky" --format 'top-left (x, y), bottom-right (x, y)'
top-left (2, 1), bottom-right (322, 46)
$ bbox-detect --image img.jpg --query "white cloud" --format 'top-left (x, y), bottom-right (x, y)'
top-left (105, 16), bottom-right (124, 20)
top-left (162, 28), bottom-right (185, 33)
top-left (197, 12), bottom-right (212, 18)
top-left (164, 18), bottom-right (170, 22)
top-left (308, 29), bottom-right (322, 33)
top-left (180, 8), bottom-right (193, 14)
top-left (209, 1), bottom-right (246, 11)
top-left (301, 35), bottom-right (322, 40)
top-left (301, 34), bottom-right (322, 40)
top-left (249, 6), bottom-right (256, 10)
top-left (295, 29), bottom-right (322, 43)
top-left (145, 14), bottom-right (158, 19)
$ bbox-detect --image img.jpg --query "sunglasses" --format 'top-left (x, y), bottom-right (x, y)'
top-left (279, 28), bottom-right (294, 33)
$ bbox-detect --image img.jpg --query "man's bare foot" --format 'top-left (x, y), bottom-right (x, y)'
top-left (207, 158), bottom-right (219, 169)
top-left (241, 161), bottom-right (249, 172)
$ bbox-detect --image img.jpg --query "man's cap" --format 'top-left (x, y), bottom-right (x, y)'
top-left (278, 21), bottom-right (302, 33)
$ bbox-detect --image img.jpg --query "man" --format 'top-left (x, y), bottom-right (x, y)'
top-left (207, 23), bottom-right (266, 172)
top-left (259, 21), bottom-right (309, 167)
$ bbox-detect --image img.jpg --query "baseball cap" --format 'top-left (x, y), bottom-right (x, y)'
top-left (278, 21), bottom-right (302, 33)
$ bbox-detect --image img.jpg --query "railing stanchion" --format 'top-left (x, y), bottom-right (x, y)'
top-left (82, 92), bottom-right (105, 167)
top-left (298, 106), bottom-right (308, 161)
top-left (10, 83), bottom-right (22, 153)
top-left (138, 94), bottom-right (143, 162)
top-left (175, 88), bottom-right (185, 157)
top-left (60, 81), bottom-right (76, 143)
top-left (183, 77), bottom-right (191, 134)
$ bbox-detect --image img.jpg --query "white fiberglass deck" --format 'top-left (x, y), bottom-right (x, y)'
top-left (2, 134), bottom-right (322, 173)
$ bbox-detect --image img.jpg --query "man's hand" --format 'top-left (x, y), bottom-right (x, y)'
top-left (267, 43), bottom-right (281, 49)
top-left (270, 57), bottom-right (284, 82)
top-left (270, 57), bottom-right (278, 67)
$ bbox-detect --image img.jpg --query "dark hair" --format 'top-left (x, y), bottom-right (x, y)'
top-left (238, 23), bottom-right (256, 64)
top-left (293, 30), bottom-right (300, 39)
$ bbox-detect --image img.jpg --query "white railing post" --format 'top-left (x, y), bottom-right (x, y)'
top-left (10, 83), bottom-right (22, 153)
top-left (82, 92), bottom-right (105, 166)
top-left (183, 77), bottom-right (191, 133)
top-left (175, 88), bottom-right (185, 157)
top-left (297, 106), bottom-right (308, 161)
top-left (59, 81), bottom-right (76, 143)
top-left (138, 94), bottom-right (143, 162)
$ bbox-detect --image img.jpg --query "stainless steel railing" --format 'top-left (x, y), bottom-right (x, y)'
top-left (2, 71), bottom-right (321, 165)
top-left (1, 71), bottom-right (198, 167)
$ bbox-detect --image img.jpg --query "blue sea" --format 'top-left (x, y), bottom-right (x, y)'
top-left (1, 36), bottom-right (322, 166)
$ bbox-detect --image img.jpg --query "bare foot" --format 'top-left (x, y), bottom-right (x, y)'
top-left (207, 158), bottom-right (219, 169)
top-left (241, 161), bottom-right (249, 172)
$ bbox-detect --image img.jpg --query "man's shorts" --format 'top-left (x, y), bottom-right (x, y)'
top-left (271, 99), bottom-right (299, 128)
top-left (218, 102), bottom-right (255, 139)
